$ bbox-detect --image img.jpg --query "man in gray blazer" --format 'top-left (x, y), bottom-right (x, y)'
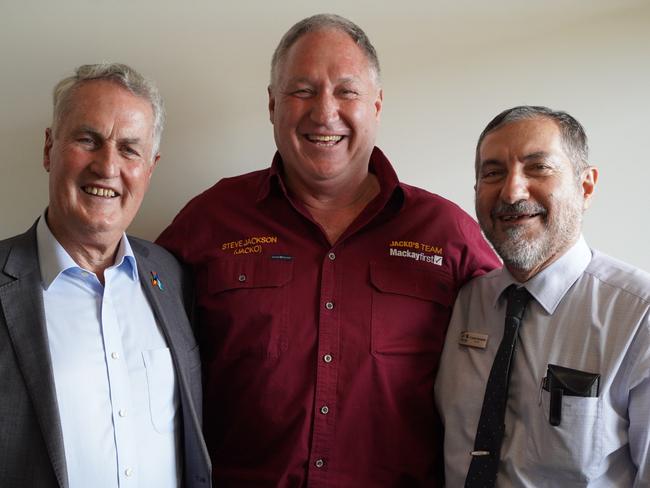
top-left (0, 63), bottom-right (211, 487)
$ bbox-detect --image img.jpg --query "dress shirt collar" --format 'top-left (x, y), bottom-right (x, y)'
top-left (491, 235), bottom-right (592, 314)
top-left (36, 212), bottom-right (138, 289)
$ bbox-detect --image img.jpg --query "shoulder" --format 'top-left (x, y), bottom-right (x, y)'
top-left (128, 236), bottom-right (183, 276)
top-left (585, 250), bottom-right (650, 304)
top-left (400, 183), bottom-right (471, 215)
top-left (177, 168), bottom-right (269, 214)
top-left (0, 225), bottom-right (39, 282)
top-left (458, 267), bottom-right (503, 297)
top-left (0, 227), bottom-right (35, 253)
top-left (398, 183), bottom-right (484, 233)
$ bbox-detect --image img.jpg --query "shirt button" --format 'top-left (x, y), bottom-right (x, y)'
top-left (325, 301), bottom-right (334, 310)
top-left (238, 274), bottom-right (247, 282)
top-left (118, 409), bottom-right (127, 417)
top-left (323, 353), bottom-right (333, 363)
top-left (314, 458), bottom-right (325, 468)
top-left (111, 352), bottom-right (120, 360)
top-left (125, 467), bottom-right (133, 477)
top-left (320, 405), bottom-right (329, 415)
top-left (328, 252), bottom-right (336, 261)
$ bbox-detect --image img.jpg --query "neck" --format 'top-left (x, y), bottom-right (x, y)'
top-left (286, 171), bottom-right (380, 245)
top-left (63, 240), bottom-right (119, 285)
top-left (46, 218), bottom-right (120, 285)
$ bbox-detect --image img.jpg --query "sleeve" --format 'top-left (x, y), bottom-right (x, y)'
top-left (452, 211), bottom-right (501, 287)
top-left (628, 311), bottom-right (650, 486)
top-left (156, 209), bottom-right (196, 265)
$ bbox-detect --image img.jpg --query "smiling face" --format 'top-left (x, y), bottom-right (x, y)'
top-left (268, 28), bottom-right (383, 194)
top-left (475, 117), bottom-right (597, 281)
top-left (44, 79), bottom-right (159, 251)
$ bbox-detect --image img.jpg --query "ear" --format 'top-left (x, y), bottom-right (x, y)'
top-left (267, 85), bottom-right (275, 124)
top-left (43, 128), bottom-right (53, 172)
top-left (374, 88), bottom-right (383, 121)
top-left (580, 166), bottom-right (598, 210)
top-left (147, 153), bottom-right (161, 180)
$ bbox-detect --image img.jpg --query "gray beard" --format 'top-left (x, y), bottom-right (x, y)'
top-left (482, 194), bottom-right (584, 274)
top-left (491, 224), bottom-right (554, 271)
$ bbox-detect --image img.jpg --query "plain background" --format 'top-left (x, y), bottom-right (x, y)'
top-left (1, 1), bottom-right (649, 272)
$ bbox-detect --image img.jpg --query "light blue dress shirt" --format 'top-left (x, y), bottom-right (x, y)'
top-left (435, 236), bottom-right (650, 487)
top-left (36, 217), bottom-right (181, 488)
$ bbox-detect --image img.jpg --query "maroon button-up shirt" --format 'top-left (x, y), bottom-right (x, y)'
top-left (158, 147), bottom-right (500, 487)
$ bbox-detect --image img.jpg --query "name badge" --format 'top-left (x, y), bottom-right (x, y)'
top-left (459, 331), bottom-right (488, 349)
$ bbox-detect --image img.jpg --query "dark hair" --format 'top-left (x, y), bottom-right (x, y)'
top-left (475, 105), bottom-right (589, 178)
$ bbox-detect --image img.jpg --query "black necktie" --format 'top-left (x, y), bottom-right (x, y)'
top-left (464, 285), bottom-right (532, 488)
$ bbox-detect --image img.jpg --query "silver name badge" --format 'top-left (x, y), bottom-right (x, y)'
top-left (459, 331), bottom-right (489, 349)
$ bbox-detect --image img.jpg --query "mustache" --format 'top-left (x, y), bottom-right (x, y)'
top-left (490, 200), bottom-right (547, 218)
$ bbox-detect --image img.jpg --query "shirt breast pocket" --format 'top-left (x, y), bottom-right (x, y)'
top-left (142, 348), bottom-right (179, 434)
top-left (200, 255), bottom-right (293, 359)
top-left (369, 261), bottom-right (453, 356)
top-left (525, 390), bottom-right (603, 482)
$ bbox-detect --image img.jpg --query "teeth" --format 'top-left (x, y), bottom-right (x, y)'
top-left (307, 135), bottom-right (342, 143)
top-left (83, 186), bottom-right (116, 198)
top-left (501, 214), bottom-right (534, 221)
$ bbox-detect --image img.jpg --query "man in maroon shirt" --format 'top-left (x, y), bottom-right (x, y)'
top-left (158, 13), bottom-right (500, 487)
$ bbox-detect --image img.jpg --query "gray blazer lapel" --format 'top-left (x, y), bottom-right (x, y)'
top-left (132, 240), bottom-right (211, 486)
top-left (133, 241), bottom-right (200, 409)
top-left (0, 226), bottom-right (69, 488)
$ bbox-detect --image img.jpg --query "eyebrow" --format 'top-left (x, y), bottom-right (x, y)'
top-left (522, 151), bottom-right (551, 162)
top-left (118, 137), bottom-right (142, 146)
top-left (285, 75), bottom-right (361, 85)
top-left (74, 125), bottom-right (142, 145)
top-left (74, 125), bottom-right (101, 137)
top-left (480, 151), bottom-right (552, 167)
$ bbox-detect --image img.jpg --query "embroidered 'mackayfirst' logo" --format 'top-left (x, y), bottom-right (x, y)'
top-left (388, 240), bottom-right (444, 266)
top-left (221, 236), bottom-right (278, 255)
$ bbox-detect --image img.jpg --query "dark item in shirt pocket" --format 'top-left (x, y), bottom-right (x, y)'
top-left (542, 364), bottom-right (600, 427)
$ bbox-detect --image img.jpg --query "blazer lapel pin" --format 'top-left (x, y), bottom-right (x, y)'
top-left (150, 271), bottom-right (164, 291)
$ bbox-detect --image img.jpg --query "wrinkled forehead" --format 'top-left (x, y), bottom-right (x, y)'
top-left (480, 118), bottom-right (565, 158)
top-left (63, 81), bottom-right (154, 129)
top-left (275, 28), bottom-right (379, 85)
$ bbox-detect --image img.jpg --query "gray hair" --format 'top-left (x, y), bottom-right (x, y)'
top-left (270, 13), bottom-right (381, 87)
top-left (51, 62), bottom-right (165, 156)
top-left (475, 105), bottom-right (589, 179)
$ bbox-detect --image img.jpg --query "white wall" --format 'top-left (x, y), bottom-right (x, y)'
top-left (1, 1), bottom-right (649, 271)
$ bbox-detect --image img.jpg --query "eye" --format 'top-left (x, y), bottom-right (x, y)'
top-left (479, 168), bottom-right (505, 181)
top-left (121, 146), bottom-right (141, 158)
top-left (291, 88), bottom-right (314, 98)
top-left (528, 163), bottom-right (554, 175)
top-left (338, 88), bottom-right (359, 99)
top-left (77, 136), bottom-right (96, 146)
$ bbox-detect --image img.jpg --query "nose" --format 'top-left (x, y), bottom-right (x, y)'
top-left (310, 92), bottom-right (339, 126)
top-left (499, 167), bottom-right (529, 204)
top-left (90, 144), bottom-right (120, 179)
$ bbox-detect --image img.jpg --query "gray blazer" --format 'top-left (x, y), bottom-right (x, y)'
top-left (0, 222), bottom-right (211, 487)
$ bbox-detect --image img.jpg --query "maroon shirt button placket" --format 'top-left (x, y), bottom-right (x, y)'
top-left (309, 248), bottom-right (340, 485)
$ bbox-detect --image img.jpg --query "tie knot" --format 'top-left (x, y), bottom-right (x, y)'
top-left (506, 285), bottom-right (531, 319)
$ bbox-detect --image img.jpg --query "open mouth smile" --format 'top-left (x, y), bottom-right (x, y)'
top-left (498, 212), bottom-right (543, 223)
top-left (82, 186), bottom-right (118, 198)
top-left (305, 134), bottom-right (344, 146)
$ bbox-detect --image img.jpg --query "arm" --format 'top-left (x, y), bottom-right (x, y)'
top-left (629, 312), bottom-right (650, 486)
